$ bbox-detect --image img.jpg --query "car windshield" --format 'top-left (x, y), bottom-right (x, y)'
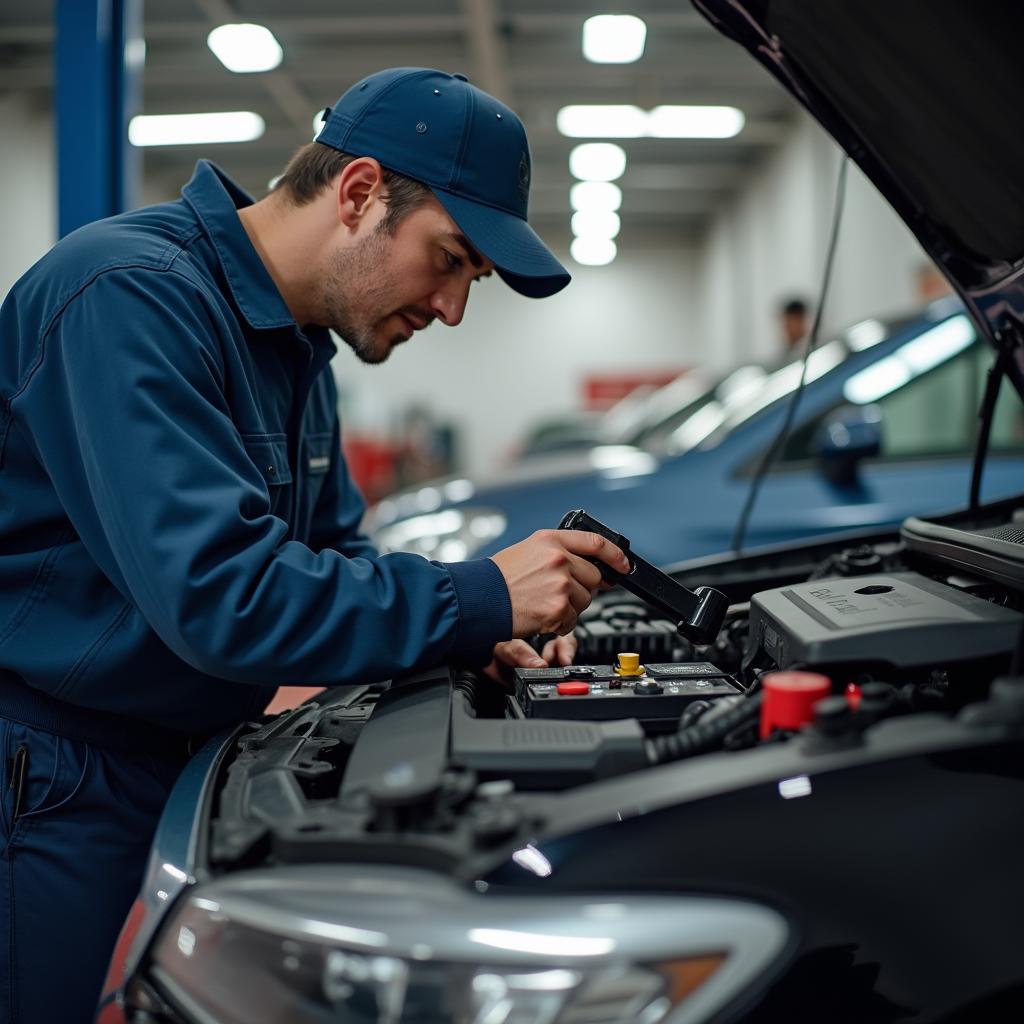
top-left (637, 310), bottom-right (928, 458)
top-left (633, 366), bottom-right (764, 453)
top-left (604, 372), bottom-right (710, 446)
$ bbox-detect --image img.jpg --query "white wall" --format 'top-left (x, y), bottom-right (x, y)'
top-left (697, 109), bottom-right (933, 366)
top-left (334, 242), bottom-right (703, 475)
top-left (0, 93), bottom-right (56, 300)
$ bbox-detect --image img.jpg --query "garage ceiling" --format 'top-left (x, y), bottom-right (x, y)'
top-left (1, 0), bottom-right (796, 246)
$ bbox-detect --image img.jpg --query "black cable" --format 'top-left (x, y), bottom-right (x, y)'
top-left (648, 692), bottom-right (763, 764)
top-left (731, 156), bottom-right (849, 553)
top-left (969, 341), bottom-right (1012, 511)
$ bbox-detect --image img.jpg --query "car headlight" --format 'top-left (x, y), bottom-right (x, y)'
top-left (373, 507), bottom-right (507, 561)
top-left (141, 866), bottom-right (788, 1024)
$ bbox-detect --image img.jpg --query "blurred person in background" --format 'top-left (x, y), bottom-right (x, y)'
top-left (778, 296), bottom-right (811, 354)
top-left (915, 261), bottom-right (953, 303)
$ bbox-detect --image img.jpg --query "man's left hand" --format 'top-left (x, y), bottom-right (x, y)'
top-left (483, 635), bottom-right (577, 685)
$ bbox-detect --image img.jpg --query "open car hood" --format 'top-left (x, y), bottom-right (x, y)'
top-left (693, 0), bottom-right (1024, 403)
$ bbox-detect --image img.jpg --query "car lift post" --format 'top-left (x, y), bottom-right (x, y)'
top-left (55, 0), bottom-right (143, 238)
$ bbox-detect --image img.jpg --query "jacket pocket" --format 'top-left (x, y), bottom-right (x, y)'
top-left (241, 433), bottom-right (293, 517)
top-left (1, 723), bottom-right (90, 849)
top-left (240, 433), bottom-right (293, 487)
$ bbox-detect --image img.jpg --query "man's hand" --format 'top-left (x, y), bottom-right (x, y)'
top-left (483, 634), bottom-right (578, 685)
top-left (490, 529), bottom-right (629, 637)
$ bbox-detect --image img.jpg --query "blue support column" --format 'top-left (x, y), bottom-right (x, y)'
top-left (56, 0), bottom-right (144, 238)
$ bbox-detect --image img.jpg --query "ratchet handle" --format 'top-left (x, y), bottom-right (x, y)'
top-left (558, 508), bottom-right (727, 645)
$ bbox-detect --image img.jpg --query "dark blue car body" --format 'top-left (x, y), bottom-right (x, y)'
top-left (369, 302), bottom-right (1024, 565)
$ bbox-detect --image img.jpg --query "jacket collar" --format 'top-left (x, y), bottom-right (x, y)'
top-left (181, 160), bottom-right (297, 331)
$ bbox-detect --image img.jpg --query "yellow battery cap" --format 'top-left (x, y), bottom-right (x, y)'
top-left (615, 652), bottom-right (644, 676)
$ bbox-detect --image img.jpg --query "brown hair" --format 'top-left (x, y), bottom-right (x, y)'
top-left (272, 142), bottom-right (433, 235)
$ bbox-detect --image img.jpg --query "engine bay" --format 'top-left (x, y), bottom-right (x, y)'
top-left (205, 496), bottom-right (1024, 879)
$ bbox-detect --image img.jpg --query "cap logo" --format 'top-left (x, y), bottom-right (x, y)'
top-left (416, 122), bottom-right (428, 134)
top-left (517, 153), bottom-right (530, 199)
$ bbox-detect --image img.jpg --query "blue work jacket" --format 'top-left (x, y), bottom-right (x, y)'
top-left (0, 161), bottom-right (510, 735)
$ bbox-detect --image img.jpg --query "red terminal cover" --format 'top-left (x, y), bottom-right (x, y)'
top-left (760, 671), bottom-right (832, 739)
top-left (556, 681), bottom-right (591, 696)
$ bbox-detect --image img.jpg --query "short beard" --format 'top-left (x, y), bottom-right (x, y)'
top-left (320, 223), bottom-right (406, 365)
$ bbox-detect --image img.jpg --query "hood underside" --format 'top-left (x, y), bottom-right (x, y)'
top-left (693, 0), bottom-right (1024, 402)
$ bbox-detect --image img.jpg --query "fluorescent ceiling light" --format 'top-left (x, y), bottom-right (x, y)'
top-left (558, 104), bottom-right (744, 140)
top-left (569, 143), bottom-right (627, 182)
top-left (571, 237), bottom-right (617, 266)
top-left (207, 23), bottom-right (283, 73)
top-left (648, 105), bottom-right (745, 138)
top-left (571, 210), bottom-right (621, 239)
top-left (128, 112), bottom-right (265, 146)
top-left (557, 105), bottom-right (647, 138)
top-left (582, 14), bottom-right (647, 64)
top-left (570, 181), bottom-right (622, 212)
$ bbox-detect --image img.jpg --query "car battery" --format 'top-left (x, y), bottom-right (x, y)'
top-left (513, 654), bottom-right (741, 727)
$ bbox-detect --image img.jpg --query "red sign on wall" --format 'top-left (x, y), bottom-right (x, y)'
top-left (582, 369), bottom-right (689, 410)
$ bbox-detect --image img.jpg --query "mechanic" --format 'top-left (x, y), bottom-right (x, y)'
top-left (0, 68), bottom-right (628, 1023)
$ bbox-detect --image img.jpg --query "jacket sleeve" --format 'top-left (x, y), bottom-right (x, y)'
top-left (14, 266), bottom-right (511, 684)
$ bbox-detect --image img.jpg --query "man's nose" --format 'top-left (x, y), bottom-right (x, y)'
top-left (429, 279), bottom-right (471, 327)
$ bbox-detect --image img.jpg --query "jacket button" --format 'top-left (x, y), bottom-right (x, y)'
top-left (267, 466), bottom-right (276, 475)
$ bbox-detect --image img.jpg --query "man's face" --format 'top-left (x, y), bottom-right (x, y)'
top-left (320, 196), bottom-right (494, 364)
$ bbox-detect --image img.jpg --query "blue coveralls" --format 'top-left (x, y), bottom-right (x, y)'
top-left (0, 161), bottom-right (511, 1022)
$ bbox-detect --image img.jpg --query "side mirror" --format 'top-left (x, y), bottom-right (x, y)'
top-left (813, 404), bottom-right (882, 485)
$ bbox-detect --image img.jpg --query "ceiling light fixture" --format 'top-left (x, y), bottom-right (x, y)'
top-left (648, 104), bottom-right (745, 138)
top-left (582, 15), bottom-right (647, 64)
top-left (571, 210), bottom-right (621, 240)
top-left (207, 23), bottom-right (283, 73)
top-left (557, 104), bottom-right (745, 140)
top-left (557, 105), bottom-right (647, 138)
top-left (570, 181), bottom-right (622, 213)
top-left (569, 143), bottom-right (627, 182)
top-left (128, 112), bottom-right (265, 147)
top-left (570, 237), bottom-right (618, 266)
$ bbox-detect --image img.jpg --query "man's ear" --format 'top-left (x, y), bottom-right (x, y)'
top-left (335, 157), bottom-right (385, 230)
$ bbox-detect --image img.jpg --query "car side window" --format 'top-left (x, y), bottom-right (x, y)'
top-left (780, 338), bottom-right (1024, 465)
top-left (872, 340), bottom-right (981, 458)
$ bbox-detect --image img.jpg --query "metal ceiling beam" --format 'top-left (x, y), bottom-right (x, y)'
top-left (0, 8), bottom-right (710, 44)
top-left (458, 0), bottom-right (511, 105)
top-left (85, 10), bottom-right (707, 42)
top-left (152, 67), bottom-right (776, 110)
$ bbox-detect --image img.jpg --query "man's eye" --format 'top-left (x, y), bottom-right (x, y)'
top-left (443, 250), bottom-right (463, 271)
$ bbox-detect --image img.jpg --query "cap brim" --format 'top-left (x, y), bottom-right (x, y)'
top-left (431, 188), bottom-right (571, 299)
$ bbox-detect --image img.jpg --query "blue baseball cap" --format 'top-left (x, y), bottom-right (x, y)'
top-left (314, 67), bottom-right (570, 299)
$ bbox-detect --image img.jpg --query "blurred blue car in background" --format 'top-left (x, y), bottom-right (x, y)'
top-left (366, 298), bottom-right (1024, 566)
